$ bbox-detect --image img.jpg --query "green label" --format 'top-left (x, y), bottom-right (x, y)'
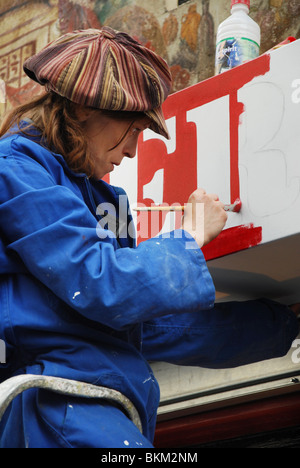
top-left (215, 37), bottom-right (260, 74)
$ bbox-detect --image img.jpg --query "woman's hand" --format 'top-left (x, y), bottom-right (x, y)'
top-left (181, 188), bottom-right (228, 248)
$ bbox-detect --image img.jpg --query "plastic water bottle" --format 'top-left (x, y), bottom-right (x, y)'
top-left (215, 0), bottom-right (260, 74)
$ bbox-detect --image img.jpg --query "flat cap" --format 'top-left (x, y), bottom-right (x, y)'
top-left (23, 27), bottom-right (172, 139)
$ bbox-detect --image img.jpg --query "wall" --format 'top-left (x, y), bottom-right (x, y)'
top-left (0, 0), bottom-right (300, 120)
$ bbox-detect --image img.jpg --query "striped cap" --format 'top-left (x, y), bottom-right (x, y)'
top-left (23, 27), bottom-right (172, 139)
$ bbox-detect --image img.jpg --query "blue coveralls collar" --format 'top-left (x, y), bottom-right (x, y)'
top-left (14, 119), bottom-right (91, 179)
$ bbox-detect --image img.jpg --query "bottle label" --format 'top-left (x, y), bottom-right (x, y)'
top-left (215, 37), bottom-right (259, 74)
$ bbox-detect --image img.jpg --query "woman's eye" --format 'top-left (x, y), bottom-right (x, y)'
top-left (131, 127), bottom-right (141, 136)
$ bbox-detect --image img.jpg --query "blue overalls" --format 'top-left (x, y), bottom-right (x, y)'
top-left (0, 126), bottom-right (298, 447)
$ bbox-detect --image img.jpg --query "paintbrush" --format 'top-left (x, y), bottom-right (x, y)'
top-left (134, 198), bottom-right (242, 213)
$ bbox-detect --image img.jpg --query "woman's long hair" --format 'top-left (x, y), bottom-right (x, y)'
top-left (0, 92), bottom-right (144, 178)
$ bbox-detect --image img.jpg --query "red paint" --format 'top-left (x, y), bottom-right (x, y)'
top-left (229, 94), bottom-right (244, 203)
top-left (102, 173), bottom-right (110, 184)
top-left (231, 197), bottom-right (242, 212)
top-left (102, 55), bottom-right (271, 256)
top-left (202, 223), bottom-right (262, 260)
top-left (162, 52), bottom-right (270, 118)
top-left (135, 54), bottom-right (270, 253)
top-left (224, 198), bottom-right (242, 212)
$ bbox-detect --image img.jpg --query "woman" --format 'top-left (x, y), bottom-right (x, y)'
top-left (0, 27), bottom-right (298, 448)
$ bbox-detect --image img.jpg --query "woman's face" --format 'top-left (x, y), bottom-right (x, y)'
top-left (82, 110), bottom-right (151, 180)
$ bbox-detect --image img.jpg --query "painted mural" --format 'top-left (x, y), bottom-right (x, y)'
top-left (0, 0), bottom-right (300, 120)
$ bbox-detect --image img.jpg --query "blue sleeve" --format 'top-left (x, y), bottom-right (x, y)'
top-left (0, 142), bottom-right (215, 331)
top-left (142, 299), bottom-right (299, 368)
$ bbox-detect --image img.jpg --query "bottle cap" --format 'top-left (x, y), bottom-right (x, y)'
top-left (231, 0), bottom-right (250, 7)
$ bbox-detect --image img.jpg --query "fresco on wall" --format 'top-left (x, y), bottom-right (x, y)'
top-left (59, 0), bottom-right (101, 33)
top-left (252, 0), bottom-right (300, 52)
top-left (104, 5), bottom-right (168, 59)
top-left (0, 0), bottom-right (59, 118)
top-left (0, 0), bottom-right (300, 116)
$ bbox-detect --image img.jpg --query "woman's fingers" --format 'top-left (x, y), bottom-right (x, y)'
top-left (181, 189), bottom-right (228, 248)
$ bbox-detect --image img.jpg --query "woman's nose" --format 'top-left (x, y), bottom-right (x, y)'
top-left (123, 140), bottom-right (138, 159)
